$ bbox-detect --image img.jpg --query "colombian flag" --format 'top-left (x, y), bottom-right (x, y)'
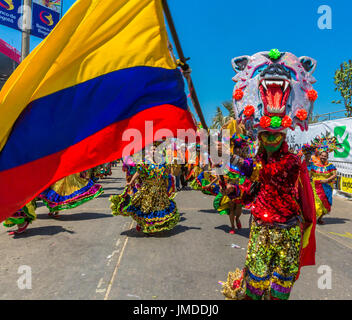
top-left (0, 0), bottom-right (196, 221)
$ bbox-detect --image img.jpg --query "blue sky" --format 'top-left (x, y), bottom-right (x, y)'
top-left (0, 0), bottom-right (351, 124)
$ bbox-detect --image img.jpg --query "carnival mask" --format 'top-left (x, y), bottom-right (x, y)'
top-left (232, 50), bottom-right (317, 134)
top-left (259, 131), bottom-right (285, 153)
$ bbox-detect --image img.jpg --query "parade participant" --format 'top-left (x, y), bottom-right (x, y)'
top-left (39, 172), bottom-right (104, 217)
top-left (186, 143), bottom-right (203, 189)
top-left (311, 148), bottom-right (322, 165)
top-left (300, 144), bottom-right (314, 164)
top-left (3, 201), bottom-right (37, 235)
top-left (110, 143), bottom-right (180, 234)
top-left (310, 150), bottom-right (337, 225)
top-left (167, 140), bottom-right (183, 191)
top-left (213, 132), bottom-right (255, 234)
top-left (221, 50), bottom-right (317, 300)
top-left (122, 156), bottom-right (141, 195)
top-left (98, 162), bottom-right (113, 178)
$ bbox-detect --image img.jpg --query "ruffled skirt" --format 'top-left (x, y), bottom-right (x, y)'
top-left (39, 173), bottom-right (103, 212)
top-left (110, 179), bottom-right (179, 233)
top-left (3, 201), bottom-right (37, 227)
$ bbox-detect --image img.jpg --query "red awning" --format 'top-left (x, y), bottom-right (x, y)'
top-left (0, 39), bottom-right (20, 64)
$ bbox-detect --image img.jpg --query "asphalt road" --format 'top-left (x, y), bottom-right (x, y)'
top-left (0, 165), bottom-right (351, 300)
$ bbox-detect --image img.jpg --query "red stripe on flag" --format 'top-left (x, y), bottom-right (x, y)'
top-left (0, 104), bottom-right (195, 221)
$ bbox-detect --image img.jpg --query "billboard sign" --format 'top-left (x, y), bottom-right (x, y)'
top-left (287, 118), bottom-right (352, 163)
top-left (31, 0), bottom-right (61, 39)
top-left (0, 0), bottom-right (23, 31)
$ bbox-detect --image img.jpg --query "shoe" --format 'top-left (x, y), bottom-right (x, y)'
top-left (12, 222), bottom-right (30, 234)
top-left (229, 229), bottom-right (235, 234)
top-left (236, 219), bottom-right (242, 230)
top-left (136, 225), bottom-right (142, 232)
top-left (317, 219), bottom-right (325, 225)
top-left (48, 212), bottom-right (60, 219)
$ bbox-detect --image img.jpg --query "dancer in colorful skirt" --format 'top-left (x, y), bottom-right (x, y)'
top-left (210, 119), bottom-right (256, 234)
top-left (195, 171), bottom-right (220, 195)
top-left (310, 150), bottom-right (337, 225)
top-left (39, 172), bottom-right (104, 217)
top-left (110, 144), bottom-right (180, 234)
top-left (3, 201), bottom-right (37, 235)
top-left (221, 50), bottom-right (317, 300)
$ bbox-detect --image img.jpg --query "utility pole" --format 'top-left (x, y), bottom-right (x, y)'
top-left (21, 0), bottom-right (32, 62)
top-left (162, 0), bottom-right (208, 130)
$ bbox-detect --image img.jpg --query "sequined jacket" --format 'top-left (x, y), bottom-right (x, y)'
top-left (248, 143), bottom-right (302, 224)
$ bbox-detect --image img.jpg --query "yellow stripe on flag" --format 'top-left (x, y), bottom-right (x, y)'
top-left (0, 0), bottom-right (175, 152)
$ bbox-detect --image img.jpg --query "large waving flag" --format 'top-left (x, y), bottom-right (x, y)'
top-left (0, 0), bottom-right (196, 221)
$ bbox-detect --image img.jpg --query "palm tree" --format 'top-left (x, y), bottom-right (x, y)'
top-left (211, 101), bottom-right (235, 129)
top-left (211, 106), bottom-right (225, 129)
top-left (222, 101), bottom-right (236, 119)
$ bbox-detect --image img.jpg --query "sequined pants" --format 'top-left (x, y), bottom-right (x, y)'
top-left (244, 220), bottom-right (302, 300)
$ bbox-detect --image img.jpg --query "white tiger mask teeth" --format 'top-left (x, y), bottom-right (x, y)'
top-left (260, 79), bottom-right (290, 92)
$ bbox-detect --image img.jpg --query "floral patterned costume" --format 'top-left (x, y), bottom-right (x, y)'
top-left (110, 163), bottom-right (179, 233)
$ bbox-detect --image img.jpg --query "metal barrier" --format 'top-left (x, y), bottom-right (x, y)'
top-left (311, 109), bottom-right (348, 122)
top-left (331, 161), bottom-right (352, 196)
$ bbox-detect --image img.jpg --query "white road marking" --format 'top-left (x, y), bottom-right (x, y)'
top-left (104, 220), bottom-right (134, 300)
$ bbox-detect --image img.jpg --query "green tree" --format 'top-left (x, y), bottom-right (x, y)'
top-left (332, 60), bottom-right (352, 117)
top-left (211, 101), bottom-right (235, 129)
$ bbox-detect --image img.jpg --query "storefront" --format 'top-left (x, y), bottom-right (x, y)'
top-left (0, 38), bottom-right (20, 90)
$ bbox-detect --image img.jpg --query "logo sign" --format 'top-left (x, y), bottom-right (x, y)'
top-left (31, 0), bottom-right (61, 39)
top-left (340, 176), bottom-right (352, 194)
top-left (0, 0), bottom-right (22, 31)
top-left (334, 125), bottom-right (351, 159)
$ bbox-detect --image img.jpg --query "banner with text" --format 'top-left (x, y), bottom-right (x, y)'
top-left (339, 176), bottom-right (352, 194)
top-left (0, 0), bottom-right (22, 31)
top-left (287, 118), bottom-right (352, 163)
top-left (31, 0), bottom-right (61, 39)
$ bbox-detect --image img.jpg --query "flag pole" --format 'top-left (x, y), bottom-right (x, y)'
top-left (161, 0), bottom-right (208, 130)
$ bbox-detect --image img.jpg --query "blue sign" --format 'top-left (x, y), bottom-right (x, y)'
top-left (31, 1), bottom-right (60, 39)
top-left (0, 0), bottom-right (23, 31)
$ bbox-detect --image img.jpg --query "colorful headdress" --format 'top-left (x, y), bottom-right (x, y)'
top-left (311, 132), bottom-right (342, 153)
top-left (231, 50), bottom-right (317, 134)
top-left (297, 143), bottom-right (315, 157)
top-left (230, 133), bottom-right (251, 149)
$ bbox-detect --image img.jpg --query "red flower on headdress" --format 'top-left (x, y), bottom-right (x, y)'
top-left (243, 105), bottom-right (255, 117)
top-left (307, 89), bottom-right (318, 102)
top-left (259, 116), bottom-right (271, 128)
top-left (233, 89), bottom-right (244, 101)
top-left (296, 109), bottom-right (308, 121)
top-left (281, 115), bottom-right (292, 128)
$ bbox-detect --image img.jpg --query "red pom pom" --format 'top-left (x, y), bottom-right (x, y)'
top-left (232, 280), bottom-right (241, 289)
top-left (259, 116), bottom-right (271, 128)
top-left (244, 105), bottom-right (255, 117)
top-left (281, 115), bottom-right (292, 128)
top-left (296, 109), bottom-right (308, 121)
top-left (307, 89), bottom-right (318, 102)
top-left (233, 89), bottom-right (244, 101)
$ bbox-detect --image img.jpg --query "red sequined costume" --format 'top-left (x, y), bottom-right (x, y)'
top-left (222, 141), bottom-right (316, 300)
top-left (222, 49), bottom-right (318, 300)
top-left (251, 142), bottom-right (301, 224)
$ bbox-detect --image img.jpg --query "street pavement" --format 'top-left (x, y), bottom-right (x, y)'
top-left (0, 165), bottom-right (351, 300)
